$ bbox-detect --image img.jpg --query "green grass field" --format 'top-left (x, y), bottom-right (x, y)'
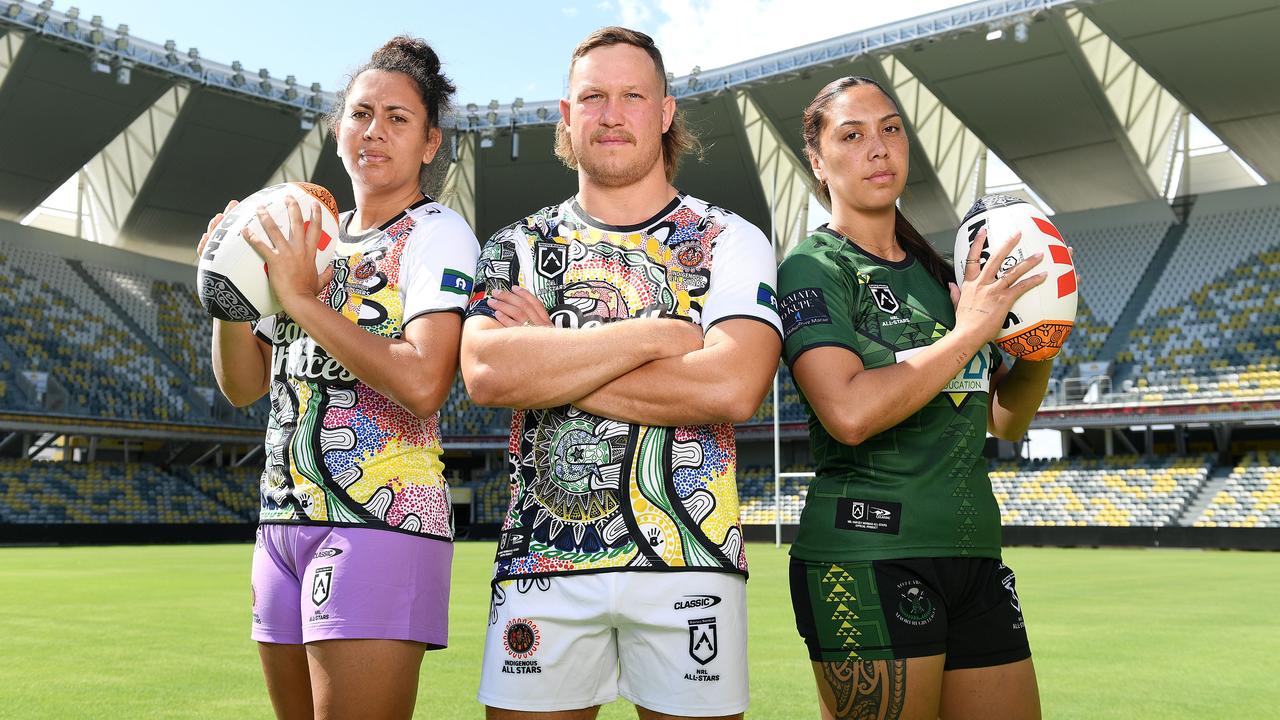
top-left (1, 542), bottom-right (1276, 719)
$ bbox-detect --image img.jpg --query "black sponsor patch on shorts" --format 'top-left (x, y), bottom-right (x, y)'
top-left (780, 287), bottom-right (831, 335)
top-left (496, 528), bottom-right (531, 560)
top-left (835, 498), bottom-right (902, 535)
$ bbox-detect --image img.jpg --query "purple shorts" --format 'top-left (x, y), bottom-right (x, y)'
top-left (250, 523), bottom-right (452, 647)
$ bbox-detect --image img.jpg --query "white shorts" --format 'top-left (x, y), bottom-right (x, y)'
top-left (478, 571), bottom-right (749, 716)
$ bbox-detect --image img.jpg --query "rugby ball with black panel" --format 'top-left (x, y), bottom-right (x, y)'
top-left (954, 194), bottom-right (1077, 361)
top-left (197, 182), bottom-right (341, 322)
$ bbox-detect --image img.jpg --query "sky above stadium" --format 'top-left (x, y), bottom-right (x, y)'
top-left (80, 0), bottom-right (963, 105)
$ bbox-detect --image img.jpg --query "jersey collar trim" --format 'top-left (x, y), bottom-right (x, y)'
top-left (568, 192), bottom-right (684, 233)
top-left (817, 223), bottom-right (916, 270)
top-left (376, 194), bottom-right (435, 232)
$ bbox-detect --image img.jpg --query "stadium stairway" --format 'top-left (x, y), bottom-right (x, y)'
top-left (1178, 465), bottom-right (1235, 526)
top-left (66, 259), bottom-right (213, 421)
top-left (1095, 198), bottom-right (1195, 364)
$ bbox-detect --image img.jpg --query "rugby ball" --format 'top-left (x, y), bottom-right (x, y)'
top-left (953, 194), bottom-right (1077, 361)
top-left (197, 182), bottom-right (340, 322)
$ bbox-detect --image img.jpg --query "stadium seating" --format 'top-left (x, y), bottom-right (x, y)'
top-left (0, 243), bottom-right (194, 422)
top-left (990, 454), bottom-right (1210, 526)
top-left (0, 458), bottom-right (242, 524)
top-left (438, 376), bottom-right (512, 437)
top-left (1115, 188), bottom-right (1280, 399)
top-left (1194, 452), bottom-right (1280, 528)
top-left (737, 464), bottom-right (811, 524)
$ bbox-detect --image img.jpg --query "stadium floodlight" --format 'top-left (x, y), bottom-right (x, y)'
top-left (230, 60), bottom-right (245, 87)
top-left (665, 71), bottom-right (674, 92)
top-left (187, 47), bottom-right (201, 74)
top-left (535, 106), bottom-right (549, 122)
top-left (487, 99), bottom-right (499, 111)
top-left (687, 65), bottom-right (701, 90)
top-left (465, 102), bottom-right (478, 112)
top-left (64, 6), bottom-right (79, 34)
top-left (6, 3), bottom-right (21, 19)
top-left (512, 97), bottom-right (524, 111)
top-left (163, 40), bottom-right (179, 64)
top-left (486, 110), bottom-right (498, 126)
top-left (1013, 20), bottom-right (1029, 43)
top-left (258, 68), bottom-right (272, 93)
top-left (114, 24), bottom-right (129, 52)
top-left (34, 0), bottom-right (51, 26)
top-left (283, 75), bottom-right (298, 101)
top-left (89, 49), bottom-right (111, 74)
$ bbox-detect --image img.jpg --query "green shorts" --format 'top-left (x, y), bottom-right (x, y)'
top-left (789, 556), bottom-right (1031, 670)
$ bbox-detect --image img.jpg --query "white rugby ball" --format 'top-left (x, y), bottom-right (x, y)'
top-left (954, 194), bottom-right (1077, 361)
top-left (197, 182), bottom-right (341, 322)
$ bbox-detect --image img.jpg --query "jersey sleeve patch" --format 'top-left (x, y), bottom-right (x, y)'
top-left (780, 287), bottom-right (832, 336)
top-left (440, 268), bottom-right (474, 296)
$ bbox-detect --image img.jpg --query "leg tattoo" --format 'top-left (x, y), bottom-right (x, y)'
top-left (821, 660), bottom-right (907, 720)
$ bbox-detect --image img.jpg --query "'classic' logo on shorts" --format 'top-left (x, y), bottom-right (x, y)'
top-left (314, 547), bottom-right (343, 559)
top-left (311, 566), bottom-right (333, 606)
top-left (504, 618), bottom-right (541, 659)
top-left (894, 580), bottom-right (936, 626)
top-left (674, 594), bottom-right (722, 611)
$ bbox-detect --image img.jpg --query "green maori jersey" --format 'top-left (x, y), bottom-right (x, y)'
top-left (778, 226), bottom-right (1003, 562)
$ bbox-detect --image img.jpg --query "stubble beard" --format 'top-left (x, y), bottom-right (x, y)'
top-left (576, 139), bottom-right (664, 189)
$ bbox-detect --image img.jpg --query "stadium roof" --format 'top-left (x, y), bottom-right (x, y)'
top-left (1, 0), bottom-right (1274, 263)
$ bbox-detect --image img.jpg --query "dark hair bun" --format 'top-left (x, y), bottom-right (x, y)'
top-left (375, 36), bottom-right (442, 77)
top-left (329, 35), bottom-right (456, 131)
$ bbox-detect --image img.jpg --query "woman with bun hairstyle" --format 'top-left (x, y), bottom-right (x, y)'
top-left (777, 76), bottom-right (1054, 720)
top-left (198, 36), bottom-right (478, 719)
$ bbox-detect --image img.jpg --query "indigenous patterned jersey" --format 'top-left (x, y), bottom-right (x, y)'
top-left (468, 194), bottom-right (782, 581)
top-left (778, 226), bottom-right (1004, 562)
top-left (253, 198), bottom-right (479, 540)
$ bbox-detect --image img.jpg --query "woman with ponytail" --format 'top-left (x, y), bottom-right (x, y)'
top-left (777, 77), bottom-right (1054, 719)
top-left (198, 36), bottom-right (478, 719)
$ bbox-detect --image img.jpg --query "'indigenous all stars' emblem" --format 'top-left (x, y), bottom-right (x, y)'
top-left (503, 618), bottom-right (541, 659)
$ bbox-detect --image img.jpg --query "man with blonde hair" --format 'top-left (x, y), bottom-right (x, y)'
top-left (462, 26), bottom-right (781, 720)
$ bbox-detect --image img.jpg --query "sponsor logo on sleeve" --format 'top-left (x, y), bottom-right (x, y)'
top-left (835, 498), bottom-right (902, 535)
top-left (440, 269), bottom-right (473, 296)
top-left (780, 287), bottom-right (831, 336)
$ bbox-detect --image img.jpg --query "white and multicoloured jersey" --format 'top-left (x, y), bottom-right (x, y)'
top-left (254, 198), bottom-right (479, 541)
top-left (467, 193), bottom-right (782, 581)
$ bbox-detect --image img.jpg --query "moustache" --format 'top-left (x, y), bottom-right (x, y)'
top-left (590, 130), bottom-right (636, 144)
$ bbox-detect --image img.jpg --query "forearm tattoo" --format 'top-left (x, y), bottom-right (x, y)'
top-left (821, 660), bottom-right (907, 720)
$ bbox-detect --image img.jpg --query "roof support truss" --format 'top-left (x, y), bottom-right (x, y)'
top-left (733, 89), bottom-right (811, 259)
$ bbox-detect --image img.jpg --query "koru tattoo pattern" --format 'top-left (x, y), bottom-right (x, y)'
top-left (821, 660), bottom-right (907, 720)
